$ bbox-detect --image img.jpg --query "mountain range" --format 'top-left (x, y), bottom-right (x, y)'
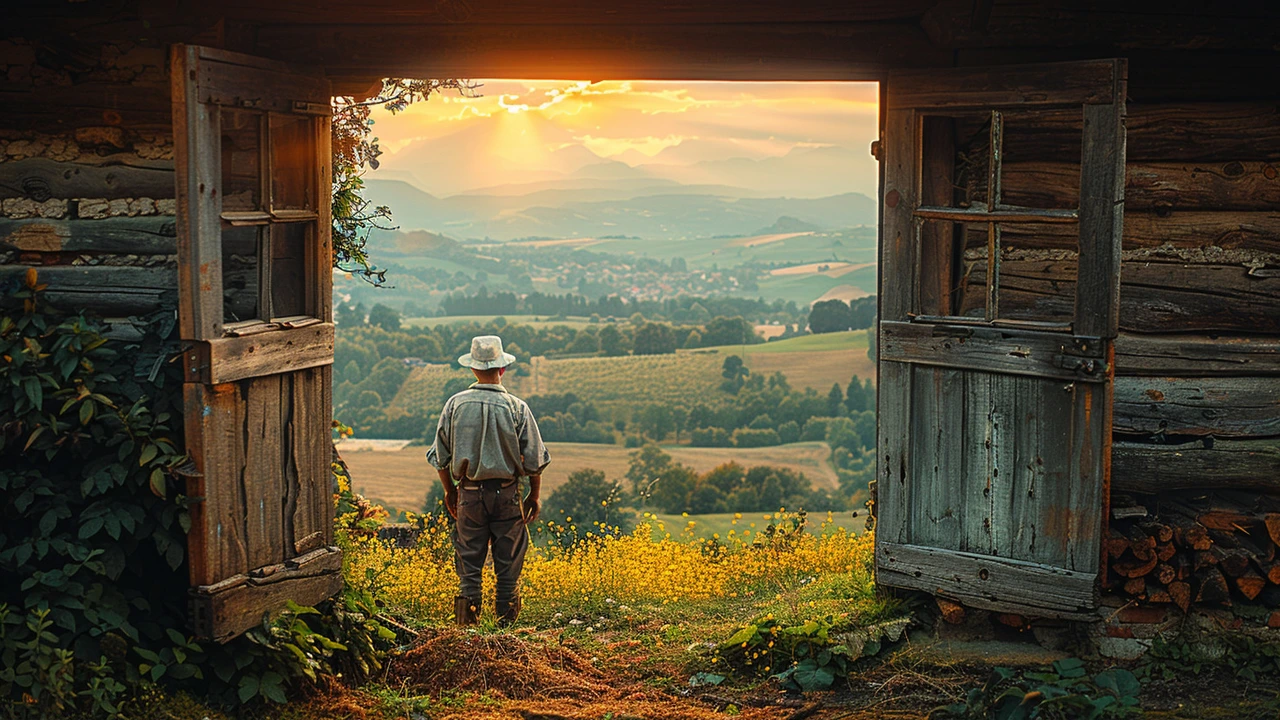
top-left (363, 111), bottom-right (878, 241)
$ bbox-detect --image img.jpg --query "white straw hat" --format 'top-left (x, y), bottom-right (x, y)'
top-left (458, 335), bottom-right (516, 370)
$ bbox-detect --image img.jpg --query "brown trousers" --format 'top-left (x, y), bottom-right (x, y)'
top-left (454, 479), bottom-right (529, 603)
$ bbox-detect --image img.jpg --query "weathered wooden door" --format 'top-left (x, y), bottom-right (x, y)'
top-left (172, 46), bottom-right (340, 641)
top-left (875, 60), bottom-right (1126, 619)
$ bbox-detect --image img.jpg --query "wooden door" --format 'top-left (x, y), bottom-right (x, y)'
top-left (875, 60), bottom-right (1126, 619)
top-left (172, 45), bottom-right (340, 642)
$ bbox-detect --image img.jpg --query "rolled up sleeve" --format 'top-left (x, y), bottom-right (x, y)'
top-left (425, 402), bottom-right (452, 471)
top-left (518, 404), bottom-right (551, 476)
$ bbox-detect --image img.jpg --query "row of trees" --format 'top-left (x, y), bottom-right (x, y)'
top-left (808, 297), bottom-right (877, 334)
top-left (438, 289), bottom-right (805, 326)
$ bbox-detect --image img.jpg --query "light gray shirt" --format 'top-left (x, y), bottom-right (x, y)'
top-left (426, 383), bottom-right (550, 482)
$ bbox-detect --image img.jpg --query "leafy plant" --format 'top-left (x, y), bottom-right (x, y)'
top-left (716, 613), bottom-right (910, 692)
top-left (1142, 634), bottom-right (1280, 683)
top-left (935, 659), bottom-right (1141, 720)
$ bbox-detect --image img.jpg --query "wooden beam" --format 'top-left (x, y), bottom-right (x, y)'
top-left (879, 320), bottom-right (1108, 382)
top-left (1075, 60), bottom-right (1126, 339)
top-left (922, 0), bottom-right (1280, 52)
top-left (962, 256), bottom-right (1280, 335)
top-left (1112, 439), bottom-right (1280, 494)
top-left (959, 210), bottom-right (1280, 254)
top-left (254, 22), bottom-right (947, 80)
top-left (0, 217), bottom-right (177, 254)
top-left (184, 323), bottom-right (335, 384)
top-left (997, 162), bottom-right (1280, 213)
top-left (1114, 376), bottom-right (1280, 439)
top-left (876, 542), bottom-right (1099, 620)
top-left (1114, 334), bottom-right (1280, 377)
top-left (0, 265), bottom-right (177, 315)
top-left (188, 546), bottom-right (343, 643)
top-left (888, 60), bottom-right (1120, 110)
top-left (0, 81), bottom-right (173, 132)
top-left (219, 0), bottom-right (942, 24)
top-left (0, 158), bottom-right (175, 201)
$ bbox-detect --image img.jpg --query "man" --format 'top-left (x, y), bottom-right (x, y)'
top-left (427, 335), bottom-right (550, 626)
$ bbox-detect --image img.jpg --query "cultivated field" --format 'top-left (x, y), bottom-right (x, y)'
top-left (386, 330), bottom-right (876, 422)
top-left (339, 440), bottom-right (839, 513)
top-left (696, 330), bottom-right (875, 391)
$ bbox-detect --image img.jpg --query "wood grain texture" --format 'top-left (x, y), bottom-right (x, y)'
top-left (879, 321), bottom-right (1106, 383)
top-left (888, 60), bottom-right (1119, 110)
top-left (1114, 334), bottom-right (1280, 376)
top-left (1112, 439), bottom-right (1280, 493)
top-left (922, 0), bottom-right (1280, 52)
top-left (185, 323), bottom-right (335, 385)
top-left (1075, 62), bottom-right (1126, 338)
top-left (919, 116), bottom-right (957, 316)
top-left (991, 103), bottom-right (1280, 162)
top-left (962, 257), bottom-right (1280, 334)
top-left (217, 0), bottom-right (941, 24)
top-left (172, 44), bottom-right (224, 341)
top-left (998, 162), bottom-right (1280, 213)
top-left (0, 265), bottom-right (176, 315)
top-left (0, 217), bottom-right (177, 254)
top-left (243, 374), bottom-right (286, 570)
top-left (1113, 377), bottom-right (1280, 439)
top-left (254, 22), bottom-right (948, 81)
top-left (183, 383), bottom-right (249, 587)
top-left (876, 542), bottom-right (1099, 620)
top-left (188, 546), bottom-right (343, 643)
top-left (0, 157), bottom-right (175, 200)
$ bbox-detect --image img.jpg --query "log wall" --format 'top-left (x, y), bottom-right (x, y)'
top-left (0, 37), bottom-right (178, 332)
top-left (947, 98), bottom-right (1280, 496)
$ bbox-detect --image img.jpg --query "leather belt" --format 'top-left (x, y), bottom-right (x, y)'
top-left (458, 477), bottom-right (518, 490)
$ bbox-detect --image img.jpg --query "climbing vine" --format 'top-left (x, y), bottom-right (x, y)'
top-left (331, 78), bottom-right (477, 285)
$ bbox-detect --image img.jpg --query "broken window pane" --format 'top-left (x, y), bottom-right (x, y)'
top-left (270, 114), bottom-right (316, 211)
top-left (220, 110), bottom-right (262, 212)
top-left (221, 225), bottom-right (261, 323)
top-left (998, 108), bottom-right (1082, 211)
top-left (270, 222), bottom-right (309, 318)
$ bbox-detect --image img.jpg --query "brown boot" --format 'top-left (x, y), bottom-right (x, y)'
top-left (454, 596), bottom-right (480, 626)
top-left (496, 596), bottom-right (522, 627)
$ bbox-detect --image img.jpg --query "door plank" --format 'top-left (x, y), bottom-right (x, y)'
top-left (185, 323), bottom-right (335, 384)
top-left (879, 320), bottom-right (1106, 382)
top-left (172, 45), bottom-right (224, 341)
top-left (876, 362), bottom-right (913, 545)
top-left (960, 371), bottom-right (994, 555)
top-left (1075, 60), bottom-right (1128, 338)
top-left (189, 546), bottom-right (343, 643)
top-left (876, 542), bottom-right (1098, 619)
top-left (908, 366), bottom-right (967, 549)
top-left (183, 383), bottom-right (249, 586)
top-left (244, 375), bottom-right (286, 570)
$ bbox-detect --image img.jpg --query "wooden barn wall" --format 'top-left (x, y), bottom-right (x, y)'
top-left (0, 37), bottom-right (178, 331)
top-left (942, 63), bottom-right (1279, 495)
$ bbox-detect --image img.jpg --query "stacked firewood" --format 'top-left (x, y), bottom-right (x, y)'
top-left (1105, 492), bottom-right (1280, 612)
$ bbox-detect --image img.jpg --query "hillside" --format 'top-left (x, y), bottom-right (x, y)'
top-left (364, 178), bottom-right (876, 241)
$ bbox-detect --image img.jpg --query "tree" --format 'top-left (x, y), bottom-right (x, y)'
top-left (720, 355), bottom-right (749, 393)
top-left (827, 383), bottom-right (844, 416)
top-left (636, 404), bottom-right (675, 441)
top-left (808, 299), bottom-right (852, 334)
top-left (845, 375), bottom-right (873, 413)
top-left (633, 322), bottom-right (677, 355)
top-left (599, 324), bottom-right (627, 356)
top-left (626, 444), bottom-right (673, 497)
top-left (701, 316), bottom-right (758, 347)
top-left (368, 303), bottom-right (401, 331)
top-left (545, 469), bottom-right (624, 537)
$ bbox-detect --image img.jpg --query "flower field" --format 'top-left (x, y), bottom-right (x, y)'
top-left (342, 511), bottom-right (885, 628)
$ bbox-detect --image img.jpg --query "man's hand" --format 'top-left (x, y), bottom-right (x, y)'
top-left (445, 487), bottom-right (459, 519)
top-left (522, 495), bottom-right (541, 525)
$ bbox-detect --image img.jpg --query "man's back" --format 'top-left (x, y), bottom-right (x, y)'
top-left (427, 383), bottom-right (550, 482)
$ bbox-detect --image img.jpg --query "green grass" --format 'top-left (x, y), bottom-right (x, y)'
top-left (700, 329), bottom-right (869, 355)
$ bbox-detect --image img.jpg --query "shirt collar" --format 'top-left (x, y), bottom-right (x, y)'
top-left (469, 382), bottom-right (508, 393)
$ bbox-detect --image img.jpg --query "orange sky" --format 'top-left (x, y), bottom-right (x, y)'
top-left (365, 80), bottom-right (880, 199)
